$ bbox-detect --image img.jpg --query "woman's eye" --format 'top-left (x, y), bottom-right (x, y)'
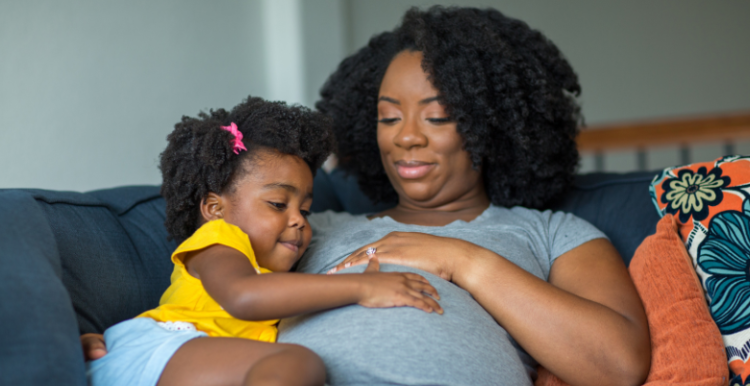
top-left (378, 117), bottom-right (400, 124)
top-left (427, 117), bottom-right (452, 124)
top-left (269, 202), bottom-right (287, 210)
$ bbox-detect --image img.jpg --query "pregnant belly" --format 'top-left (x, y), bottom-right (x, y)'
top-left (278, 264), bottom-right (534, 386)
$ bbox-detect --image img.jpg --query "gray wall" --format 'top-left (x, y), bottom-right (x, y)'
top-left (2, 0), bottom-right (749, 190)
top-left (0, 0), bottom-right (267, 190)
top-left (344, 0), bottom-right (750, 124)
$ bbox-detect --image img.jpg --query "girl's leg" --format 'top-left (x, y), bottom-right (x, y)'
top-left (157, 337), bottom-right (325, 386)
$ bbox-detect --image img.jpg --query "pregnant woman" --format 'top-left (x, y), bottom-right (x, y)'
top-left (277, 6), bottom-right (650, 386)
top-left (84, 6), bottom-right (650, 386)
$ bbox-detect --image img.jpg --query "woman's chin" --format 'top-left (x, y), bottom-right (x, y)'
top-left (398, 186), bottom-right (442, 205)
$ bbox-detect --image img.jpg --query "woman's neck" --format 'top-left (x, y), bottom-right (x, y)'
top-left (372, 190), bottom-right (491, 226)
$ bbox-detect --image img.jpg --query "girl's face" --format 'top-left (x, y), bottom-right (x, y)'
top-left (206, 149), bottom-right (314, 272)
top-left (377, 50), bottom-right (485, 208)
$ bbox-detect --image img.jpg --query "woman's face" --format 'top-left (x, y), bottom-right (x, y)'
top-left (377, 50), bottom-right (485, 209)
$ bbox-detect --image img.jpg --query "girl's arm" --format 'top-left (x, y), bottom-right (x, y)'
top-left (186, 244), bottom-right (442, 321)
top-left (330, 233), bottom-right (650, 386)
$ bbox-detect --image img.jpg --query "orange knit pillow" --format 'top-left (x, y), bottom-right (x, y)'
top-left (536, 214), bottom-right (727, 386)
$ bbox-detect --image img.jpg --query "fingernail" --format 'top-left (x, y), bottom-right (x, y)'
top-left (344, 262), bottom-right (351, 268)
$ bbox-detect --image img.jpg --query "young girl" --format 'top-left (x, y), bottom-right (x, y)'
top-left (85, 96), bottom-right (442, 386)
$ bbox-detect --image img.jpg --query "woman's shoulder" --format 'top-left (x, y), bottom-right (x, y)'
top-left (487, 205), bottom-right (603, 237)
top-left (485, 205), bottom-right (568, 224)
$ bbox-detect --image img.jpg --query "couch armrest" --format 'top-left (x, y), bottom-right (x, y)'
top-left (0, 190), bottom-right (86, 386)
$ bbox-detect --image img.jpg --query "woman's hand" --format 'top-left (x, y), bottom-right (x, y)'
top-left (328, 232), bottom-right (477, 282)
top-left (80, 333), bottom-right (107, 361)
top-left (355, 254), bottom-right (443, 314)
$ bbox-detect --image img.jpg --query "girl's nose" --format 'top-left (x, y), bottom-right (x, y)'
top-left (288, 211), bottom-right (305, 229)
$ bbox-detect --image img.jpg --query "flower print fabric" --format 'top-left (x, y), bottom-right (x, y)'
top-left (661, 166), bottom-right (730, 223)
top-left (651, 155), bottom-right (750, 385)
top-left (698, 207), bottom-right (750, 335)
top-left (651, 155), bottom-right (750, 258)
top-left (698, 205), bottom-right (750, 386)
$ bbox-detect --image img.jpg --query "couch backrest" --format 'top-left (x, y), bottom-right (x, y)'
top-left (552, 172), bottom-right (660, 265)
top-left (4, 170), bottom-right (660, 334)
top-left (17, 187), bottom-right (176, 334)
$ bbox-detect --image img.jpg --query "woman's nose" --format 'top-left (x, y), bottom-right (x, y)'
top-left (393, 117), bottom-right (427, 149)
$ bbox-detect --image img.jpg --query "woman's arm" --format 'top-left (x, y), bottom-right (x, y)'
top-left (332, 233), bottom-right (650, 386)
top-left (458, 238), bottom-right (650, 386)
top-left (189, 244), bottom-right (442, 320)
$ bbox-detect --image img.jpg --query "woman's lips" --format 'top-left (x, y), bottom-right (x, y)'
top-left (395, 161), bottom-right (435, 179)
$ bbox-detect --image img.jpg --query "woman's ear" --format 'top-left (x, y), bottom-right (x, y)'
top-left (200, 192), bottom-right (225, 222)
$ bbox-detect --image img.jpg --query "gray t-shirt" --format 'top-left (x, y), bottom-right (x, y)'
top-left (278, 205), bottom-right (606, 386)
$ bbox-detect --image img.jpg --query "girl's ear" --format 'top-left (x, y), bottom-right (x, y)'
top-left (200, 192), bottom-right (225, 222)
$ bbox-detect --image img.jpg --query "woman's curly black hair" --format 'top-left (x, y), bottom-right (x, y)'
top-left (317, 6), bottom-right (582, 208)
top-left (160, 96), bottom-right (335, 242)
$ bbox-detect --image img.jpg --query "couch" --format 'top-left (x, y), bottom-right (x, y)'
top-left (0, 169), bottom-right (660, 385)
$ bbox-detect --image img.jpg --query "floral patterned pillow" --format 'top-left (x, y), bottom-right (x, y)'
top-left (650, 155), bottom-right (750, 386)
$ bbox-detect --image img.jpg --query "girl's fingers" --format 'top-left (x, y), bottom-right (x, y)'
top-left (81, 333), bottom-right (107, 361)
top-left (405, 289), bottom-right (443, 314)
top-left (364, 256), bottom-right (380, 272)
top-left (402, 295), bottom-right (433, 313)
top-left (421, 295), bottom-right (443, 314)
top-left (407, 294), bottom-right (442, 314)
top-left (403, 272), bottom-right (430, 284)
top-left (407, 280), bottom-right (440, 300)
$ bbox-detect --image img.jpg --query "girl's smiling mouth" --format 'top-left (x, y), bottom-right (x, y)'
top-left (279, 240), bottom-right (301, 253)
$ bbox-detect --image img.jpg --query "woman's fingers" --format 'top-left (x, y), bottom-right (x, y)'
top-left (328, 252), bottom-right (372, 274)
top-left (81, 333), bottom-right (107, 361)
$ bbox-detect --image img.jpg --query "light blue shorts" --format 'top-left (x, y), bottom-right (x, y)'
top-left (86, 318), bottom-right (207, 386)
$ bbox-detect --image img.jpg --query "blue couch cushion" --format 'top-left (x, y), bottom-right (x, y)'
top-left (23, 187), bottom-right (176, 334)
top-left (0, 190), bottom-right (86, 386)
top-left (551, 171), bottom-right (660, 266)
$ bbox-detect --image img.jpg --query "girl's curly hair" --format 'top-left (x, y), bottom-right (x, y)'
top-left (160, 96), bottom-right (335, 242)
top-left (317, 6), bottom-right (582, 208)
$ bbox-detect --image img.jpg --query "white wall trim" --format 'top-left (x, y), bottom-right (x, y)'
top-left (261, 0), bottom-right (305, 106)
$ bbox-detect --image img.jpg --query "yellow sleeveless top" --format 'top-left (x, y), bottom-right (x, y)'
top-left (137, 219), bottom-right (278, 342)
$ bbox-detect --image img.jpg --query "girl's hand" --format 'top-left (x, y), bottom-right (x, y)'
top-left (355, 255), bottom-right (443, 314)
top-left (328, 232), bottom-right (478, 283)
top-left (81, 333), bottom-right (107, 361)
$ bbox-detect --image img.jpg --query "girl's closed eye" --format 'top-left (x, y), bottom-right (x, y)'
top-left (269, 202), bottom-right (287, 210)
top-left (300, 209), bottom-right (311, 218)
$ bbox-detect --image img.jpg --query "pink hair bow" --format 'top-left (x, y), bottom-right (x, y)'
top-left (220, 122), bottom-right (247, 155)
